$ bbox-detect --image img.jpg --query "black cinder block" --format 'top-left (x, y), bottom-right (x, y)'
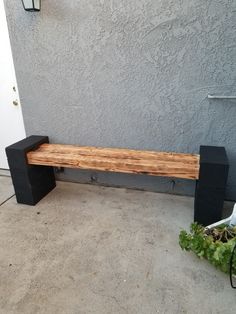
top-left (5, 136), bottom-right (56, 205)
top-left (200, 146), bottom-right (228, 165)
top-left (194, 185), bottom-right (225, 226)
top-left (198, 146), bottom-right (229, 188)
top-left (194, 145), bottom-right (229, 226)
top-left (10, 166), bottom-right (55, 189)
top-left (6, 136), bottom-right (49, 170)
top-left (14, 184), bottom-right (56, 205)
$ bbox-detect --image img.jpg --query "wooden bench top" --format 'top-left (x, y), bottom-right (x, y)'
top-left (27, 143), bottom-right (200, 180)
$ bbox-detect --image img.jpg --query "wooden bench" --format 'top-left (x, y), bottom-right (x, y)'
top-left (27, 143), bottom-right (200, 180)
top-left (6, 136), bottom-right (229, 226)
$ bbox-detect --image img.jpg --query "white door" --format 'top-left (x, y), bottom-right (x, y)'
top-left (0, 0), bottom-right (26, 169)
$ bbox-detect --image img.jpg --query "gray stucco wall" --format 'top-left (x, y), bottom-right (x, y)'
top-left (4, 0), bottom-right (236, 199)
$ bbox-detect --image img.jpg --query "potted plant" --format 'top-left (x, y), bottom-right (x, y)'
top-left (179, 222), bottom-right (236, 288)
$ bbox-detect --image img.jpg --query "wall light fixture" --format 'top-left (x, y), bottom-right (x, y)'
top-left (21, 0), bottom-right (40, 12)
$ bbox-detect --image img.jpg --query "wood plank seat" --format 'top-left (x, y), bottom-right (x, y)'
top-left (27, 144), bottom-right (200, 180)
top-left (6, 136), bottom-right (229, 226)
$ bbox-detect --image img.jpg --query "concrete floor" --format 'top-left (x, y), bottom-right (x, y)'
top-left (0, 174), bottom-right (14, 204)
top-left (0, 176), bottom-right (235, 314)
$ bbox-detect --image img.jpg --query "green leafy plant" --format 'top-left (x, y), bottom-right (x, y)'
top-left (179, 223), bottom-right (236, 274)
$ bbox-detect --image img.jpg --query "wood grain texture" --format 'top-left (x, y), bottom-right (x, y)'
top-left (27, 144), bottom-right (200, 180)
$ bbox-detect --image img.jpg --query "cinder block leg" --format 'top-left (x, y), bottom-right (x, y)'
top-left (5, 136), bottom-right (56, 205)
top-left (194, 146), bottom-right (229, 226)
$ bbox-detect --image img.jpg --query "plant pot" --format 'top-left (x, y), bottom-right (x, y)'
top-left (179, 223), bottom-right (236, 287)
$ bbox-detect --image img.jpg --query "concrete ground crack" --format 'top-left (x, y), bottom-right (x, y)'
top-left (0, 194), bottom-right (15, 207)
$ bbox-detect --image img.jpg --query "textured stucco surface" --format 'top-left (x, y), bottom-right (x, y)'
top-left (4, 0), bottom-right (236, 199)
